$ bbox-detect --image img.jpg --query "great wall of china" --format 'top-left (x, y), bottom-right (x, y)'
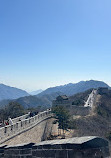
top-left (0, 89), bottom-right (110, 157)
top-left (0, 109), bottom-right (52, 145)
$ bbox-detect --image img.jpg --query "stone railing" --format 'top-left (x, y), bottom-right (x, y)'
top-left (11, 113), bottom-right (30, 124)
top-left (0, 109), bottom-right (52, 144)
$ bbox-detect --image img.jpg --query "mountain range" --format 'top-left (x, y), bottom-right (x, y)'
top-left (14, 91), bottom-right (63, 109)
top-left (37, 80), bottom-right (109, 96)
top-left (0, 80), bottom-right (110, 109)
top-left (0, 92), bottom-right (64, 109)
top-left (0, 84), bottom-right (29, 101)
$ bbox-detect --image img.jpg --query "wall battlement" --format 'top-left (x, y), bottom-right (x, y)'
top-left (0, 109), bottom-right (52, 144)
top-left (11, 113), bottom-right (30, 124)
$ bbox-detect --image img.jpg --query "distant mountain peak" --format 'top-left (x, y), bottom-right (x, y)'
top-left (37, 80), bottom-right (109, 97)
top-left (0, 80), bottom-right (110, 109)
top-left (30, 89), bottom-right (43, 95)
top-left (0, 83), bottom-right (29, 101)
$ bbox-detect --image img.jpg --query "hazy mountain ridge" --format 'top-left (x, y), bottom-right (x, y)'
top-left (37, 80), bottom-right (109, 96)
top-left (29, 89), bottom-right (43, 95)
top-left (15, 91), bottom-right (64, 109)
top-left (0, 91), bottom-right (64, 109)
top-left (0, 80), bottom-right (110, 109)
top-left (0, 84), bottom-right (29, 101)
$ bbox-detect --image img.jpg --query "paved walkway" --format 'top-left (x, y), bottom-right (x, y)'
top-left (84, 90), bottom-right (97, 107)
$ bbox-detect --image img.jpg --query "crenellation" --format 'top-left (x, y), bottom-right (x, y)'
top-left (12, 113), bottom-right (30, 124)
top-left (0, 109), bottom-right (52, 144)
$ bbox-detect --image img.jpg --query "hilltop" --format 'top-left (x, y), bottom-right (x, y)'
top-left (37, 80), bottom-right (109, 96)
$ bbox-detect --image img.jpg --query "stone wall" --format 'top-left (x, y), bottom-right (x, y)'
top-left (52, 100), bottom-right (72, 108)
top-left (69, 106), bottom-right (91, 116)
top-left (1, 147), bottom-right (108, 158)
top-left (0, 137), bottom-right (110, 158)
top-left (0, 109), bottom-right (52, 144)
top-left (2, 118), bottom-right (54, 146)
top-left (12, 113), bottom-right (30, 124)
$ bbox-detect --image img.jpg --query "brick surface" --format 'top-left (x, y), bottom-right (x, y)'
top-left (55, 150), bottom-right (67, 158)
top-left (20, 149), bottom-right (32, 155)
top-left (32, 149), bottom-right (56, 157)
top-left (68, 150), bottom-right (83, 158)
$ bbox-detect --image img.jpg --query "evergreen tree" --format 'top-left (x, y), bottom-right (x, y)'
top-left (52, 106), bottom-right (74, 138)
top-left (0, 102), bottom-right (25, 121)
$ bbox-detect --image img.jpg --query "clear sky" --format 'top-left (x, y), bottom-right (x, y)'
top-left (0, 0), bottom-right (111, 92)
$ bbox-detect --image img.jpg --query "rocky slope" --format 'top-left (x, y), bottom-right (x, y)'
top-left (71, 88), bottom-right (111, 140)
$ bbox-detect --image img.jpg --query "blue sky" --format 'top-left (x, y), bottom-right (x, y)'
top-left (0, 0), bottom-right (111, 91)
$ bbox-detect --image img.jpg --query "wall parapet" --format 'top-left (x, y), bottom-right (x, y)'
top-left (11, 113), bottom-right (30, 124)
top-left (0, 136), bottom-right (110, 158)
top-left (0, 109), bottom-right (52, 144)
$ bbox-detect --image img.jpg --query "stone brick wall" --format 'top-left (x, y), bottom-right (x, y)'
top-left (69, 106), bottom-right (91, 116)
top-left (0, 142), bottom-right (110, 158)
top-left (3, 117), bottom-right (54, 146)
top-left (52, 100), bottom-right (72, 107)
top-left (0, 109), bottom-right (52, 144)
